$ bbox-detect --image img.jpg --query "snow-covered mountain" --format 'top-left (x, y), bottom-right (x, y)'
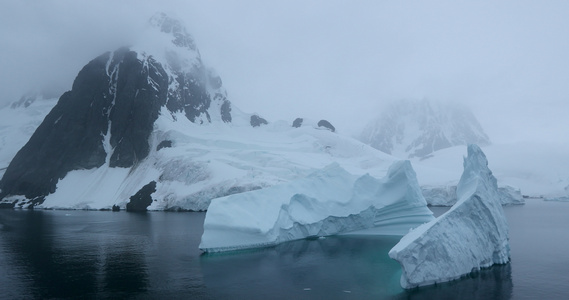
top-left (0, 13), bottom-right (232, 207)
top-left (359, 99), bottom-right (490, 159)
top-left (0, 14), bottom-right (399, 210)
top-left (0, 15), bottom-right (563, 211)
top-left (0, 93), bottom-right (58, 179)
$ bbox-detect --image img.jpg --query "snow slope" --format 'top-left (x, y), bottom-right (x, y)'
top-left (199, 161), bottom-right (434, 252)
top-left (39, 112), bottom-right (402, 210)
top-left (0, 95), bottom-right (57, 178)
top-left (0, 14), bottom-right (232, 207)
top-left (0, 13), bottom-right (410, 210)
top-left (389, 144), bottom-right (510, 289)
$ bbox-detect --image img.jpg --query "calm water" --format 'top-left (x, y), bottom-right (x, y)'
top-left (1, 200), bottom-right (568, 299)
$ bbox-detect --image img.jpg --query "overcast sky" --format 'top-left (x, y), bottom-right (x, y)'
top-left (1, 0), bottom-right (568, 144)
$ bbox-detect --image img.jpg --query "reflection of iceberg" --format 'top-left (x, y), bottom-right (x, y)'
top-left (200, 236), bottom-right (405, 299)
top-left (389, 144), bottom-right (510, 289)
top-left (199, 162), bottom-right (434, 252)
top-left (392, 264), bottom-right (513, 300)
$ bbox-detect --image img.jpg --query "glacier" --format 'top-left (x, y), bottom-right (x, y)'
top-left (388, 144), bottom-right (510, 289)
top-left (199, 161), bottom-right (434, 252)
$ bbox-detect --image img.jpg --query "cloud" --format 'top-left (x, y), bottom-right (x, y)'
top-left (1, 0), bottom-right (568, 143)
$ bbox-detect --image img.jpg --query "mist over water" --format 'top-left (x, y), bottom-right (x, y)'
top-left (1, 200), bottom-right (568, 299)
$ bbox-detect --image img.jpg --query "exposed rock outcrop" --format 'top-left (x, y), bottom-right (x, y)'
top-left (0, 14), bottom-right (232, 206)
top-left (250, 114), bottom-right (268, 127)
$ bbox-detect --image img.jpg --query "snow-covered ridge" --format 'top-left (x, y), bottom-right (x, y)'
top-left (199, 161), bottom-right (434, 252)
top-left (389, 144), bottom-right (510, 289)
top-left (0, 14), bottom-right (234, 205)
top-left (34, 117), bottom-right (398, 211)
top-left (0, 95), bottom-right (58, 178)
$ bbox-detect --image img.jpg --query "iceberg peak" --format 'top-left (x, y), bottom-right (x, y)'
top-left (389, 144), bottom-right (510, 288)
top-left (199, 162), bottom-right (434, 252)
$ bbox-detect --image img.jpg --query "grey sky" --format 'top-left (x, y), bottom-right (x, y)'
top-left (1, 0), bottom-right (568, 144)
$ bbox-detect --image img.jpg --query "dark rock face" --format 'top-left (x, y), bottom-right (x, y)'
top-left (156, 140), bottom-right (173, 151)
top-left (150, 13), bottom-right (197, 51)
top-left (126, 181), bottom-right (156, 212)
top-left (292, 118), bottom-right (303, 128)
top-left (165, 71), bottom-right (211, 123)
top-left (220, 99), bottom-right (232, 123)
top-left (0, 201), bottom-right (16, 209)
top-left (0, 49), bottom-right (166, 201)
top-left (317, 120), bottom-right (335, 132)
top-left (0, 14), bottom-right (233, 205)
top-left (250, 115), bottom-right (268, 127)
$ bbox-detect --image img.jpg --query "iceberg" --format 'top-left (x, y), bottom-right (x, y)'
top-left (388, 144), bottom-right (510, 289)
top-left (498, 185), bottom-right (524, 206)
top-left (199, 161), bottom-right (434, 252)
top-left (421, 185), bottom-right (457, 206)
top-left (422, 184), bottom-right (524, 206)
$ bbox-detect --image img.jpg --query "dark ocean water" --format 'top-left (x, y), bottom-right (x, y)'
top-left (0, 200), bottom-right (568, 299)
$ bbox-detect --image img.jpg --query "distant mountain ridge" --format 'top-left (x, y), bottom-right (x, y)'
top-left (359, 99), bottom-right (490, 159)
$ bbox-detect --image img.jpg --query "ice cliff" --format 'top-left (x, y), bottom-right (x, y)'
top-left (388, 144), bottom-right (510, 289)
top-left (199, 162), bottom-right (434, 252)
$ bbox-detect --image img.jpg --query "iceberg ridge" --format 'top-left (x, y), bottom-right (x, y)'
top-left (199, 161), bottom-right (434, 252)
top-left (389, 144), bottom-right (510, 288)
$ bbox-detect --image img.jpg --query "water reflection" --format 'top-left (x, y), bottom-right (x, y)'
top-left (0, 210), bottom-right (151, 299)
top-left (393, 264), bottom-right (513, 300)
top-left (102, 239), bottom-right (149, 295)
top-left (0, 209), bottom-right (518, 299)
top-left (200, 235), bottom-right (514, 299)
top-left (200, 236), bottom-right (405, 299)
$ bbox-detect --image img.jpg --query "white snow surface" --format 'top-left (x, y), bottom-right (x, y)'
top-left (199, 161), bottom-right (434, 252)
top-left (0, 96), bottom-right (57, 179)
top-left (389, 144), bottom-right (510, 289)
top-left (1, 14), bottom-right (402, 210)
top-left (38, 108), bottom-right (403, 210)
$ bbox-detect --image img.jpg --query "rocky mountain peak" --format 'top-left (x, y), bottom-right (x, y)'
top-left (149, 13), bottom-right (197, 52)
top-left (359, 99), bottom-right (490, 159)
top-left (0, 13), bottom-right (232, 204)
